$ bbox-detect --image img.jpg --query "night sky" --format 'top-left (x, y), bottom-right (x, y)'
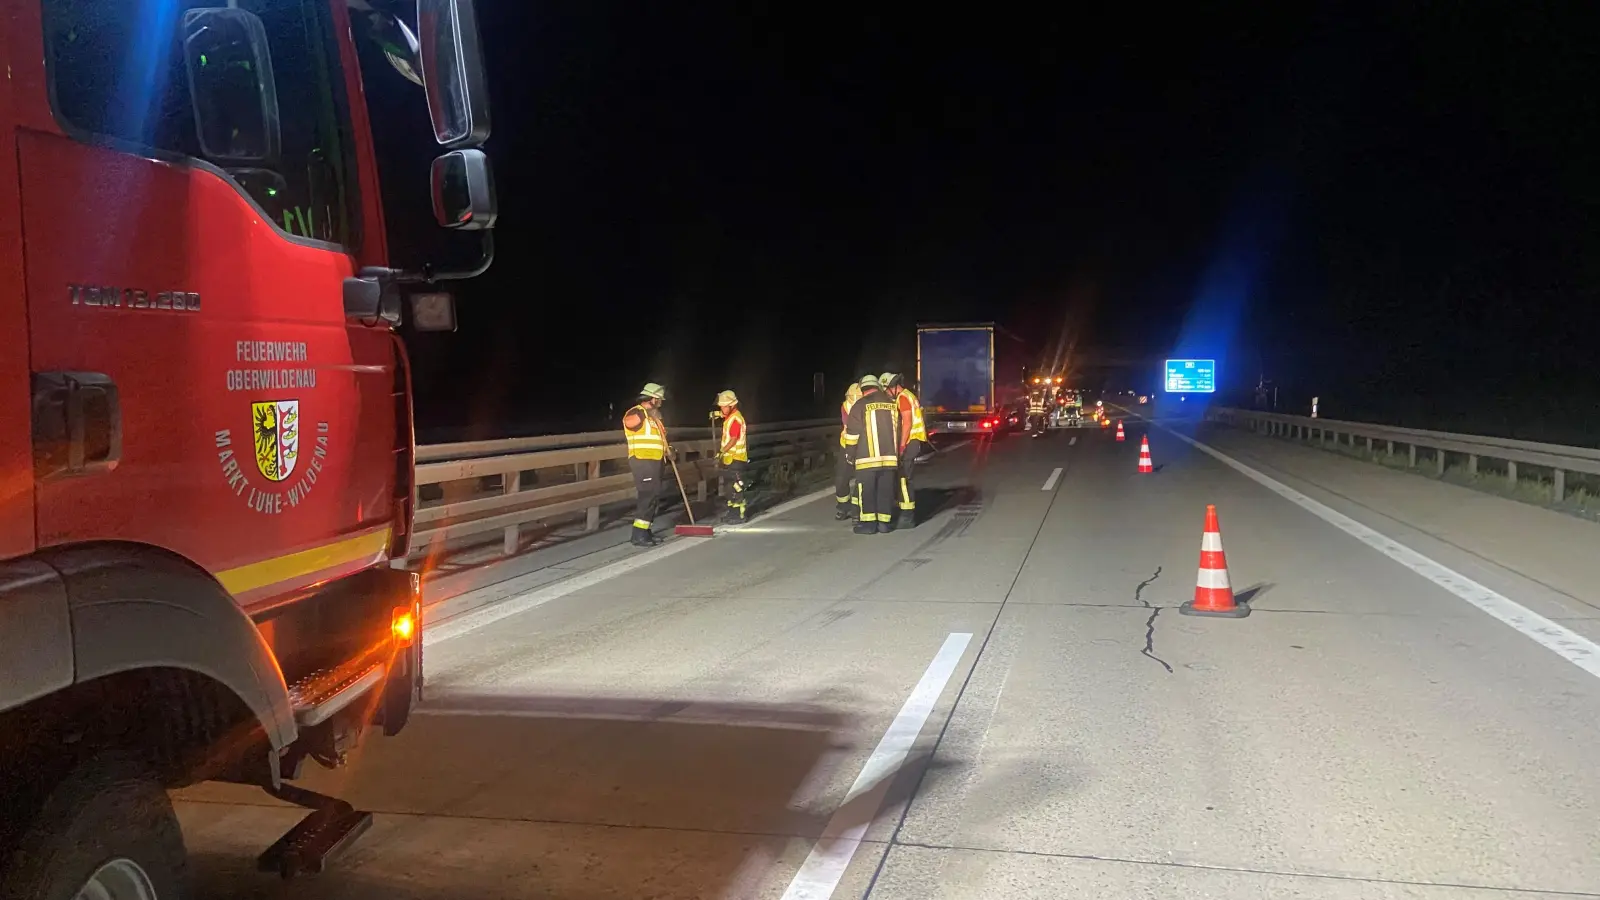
top-left (364, 3), bottom-right (1599, 443)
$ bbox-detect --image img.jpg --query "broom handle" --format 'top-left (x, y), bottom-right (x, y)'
top-left (666, 450), bottom-right (695, 525)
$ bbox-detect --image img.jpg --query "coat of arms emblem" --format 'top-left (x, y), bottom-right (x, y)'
top-left (251, 400), bottom-right (300, 482)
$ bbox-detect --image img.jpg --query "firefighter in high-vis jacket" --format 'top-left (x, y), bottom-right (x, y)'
top-left (622, 382), bottom-right (669, 546)
top-left (1027, 390), bottom-right (1048, 433)
top-left (882, 373), bottom-right (927, 528)
top-left (835, 381), bottom-right (863, 520)
top-left (714, 390), bottom-right (748, 522)
top-left (841, 375), bottom-right (901, 534)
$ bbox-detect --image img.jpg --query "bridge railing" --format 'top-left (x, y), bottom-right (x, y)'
top-left (1210, 407), bottom-right (1600, 503)
top-left (410, 419), bottom-right (838, 557)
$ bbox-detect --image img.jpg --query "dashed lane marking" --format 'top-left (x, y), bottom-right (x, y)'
top-left (1042, 467), bottom-right (1063, 491)
top-left (780, 632), bottom-right (973, 900)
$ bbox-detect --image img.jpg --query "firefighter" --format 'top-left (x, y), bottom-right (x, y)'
top-left (881, 373), bottom-right (927, 528)
top-left (835, 381), bottom-right (863, 520)
top-left (841, 375), bottom-right (900, 534)
top-left (1027, 390), bottom-right (1048, 433)
top-left (622, 383), bottom-right (668, 546)
top-left (714, 390), bottom-right (748, 523)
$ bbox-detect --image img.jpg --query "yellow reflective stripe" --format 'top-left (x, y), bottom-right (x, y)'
top-left (903, 390), bottom-right (928, 442)
top-left (633, 519), bottom-right (652, 528)
top-left (216, 528), bottom-right (390, 597)
top-left (854, 456), bottom-right (898, 469)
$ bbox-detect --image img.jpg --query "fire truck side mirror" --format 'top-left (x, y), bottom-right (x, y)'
top-left (181, 9), bottom-right (281, 164)
top-left (430, 149), bottom-right (496, 231)
top-left (418, 0), bottom-right (492, 148)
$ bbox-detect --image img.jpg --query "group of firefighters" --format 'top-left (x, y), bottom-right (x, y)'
top-left (616, 372), bottom-right (928, 545)
top-left (836, 372), bottom-right (926, 535)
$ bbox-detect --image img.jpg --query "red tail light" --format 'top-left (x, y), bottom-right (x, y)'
top-left (981, 419), bottom-right (994, 429)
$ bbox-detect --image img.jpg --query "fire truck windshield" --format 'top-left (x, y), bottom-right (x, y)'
top-left (43, 0), bottom-right (363, 249)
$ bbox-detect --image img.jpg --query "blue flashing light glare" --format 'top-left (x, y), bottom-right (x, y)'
top-left (1164, 359), bottom-right (1216, 394)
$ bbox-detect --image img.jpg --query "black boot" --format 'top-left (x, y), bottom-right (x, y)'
top-left (877, 521), bottom-right (894, 533)
top-left (631, 527), bottom-right (655, 546)
top-left (853, 521), bottom-right (877, 535)
top-left (835, 505), bottom-right (852, 521)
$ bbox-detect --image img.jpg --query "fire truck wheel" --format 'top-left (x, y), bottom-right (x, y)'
top-left (0, 756), bottom-right (186, 900)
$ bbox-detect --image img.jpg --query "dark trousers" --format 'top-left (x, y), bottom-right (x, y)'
top-left (835, 451), bottom-right (857, 516)
top-left (630, 457), bottom-right (662, 533)
top-left (896, 439), bottom-right (924, 522)
top-left (855, 466), bottom-right (897, 525)
top-left (722, 460), bottom-right (748, 520)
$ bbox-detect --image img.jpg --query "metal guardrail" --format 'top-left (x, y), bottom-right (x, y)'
top-left (411, 419), bottom-right (838, 556)
top-left (1210, 408), bottom-right (1600, 503)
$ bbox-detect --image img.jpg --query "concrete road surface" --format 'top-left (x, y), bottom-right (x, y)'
top-left (175, 417), bottom-right (1600, 899)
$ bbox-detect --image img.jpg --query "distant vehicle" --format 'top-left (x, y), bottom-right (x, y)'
top-left (918, 323), bottom-right (999, 436)
top-left (996, 403), bottom-right (1025, 434)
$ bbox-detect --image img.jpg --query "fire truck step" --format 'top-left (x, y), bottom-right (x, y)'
top-left (257, 799), bottom-right (374, 879)
top-left (286, 647), bottom-right (390, 727)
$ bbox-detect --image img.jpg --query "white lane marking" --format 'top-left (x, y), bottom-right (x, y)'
top-left (780, 632), bottom-right (973, 900)
top-left (1169, 430), bottom-right (1600, 678)
top-left (1041, 467), bottom-right (1063, 491)
top-left (1069, 436), bottom-right (1078, 446)
top-left (424, 486), bottom-right (836, 646)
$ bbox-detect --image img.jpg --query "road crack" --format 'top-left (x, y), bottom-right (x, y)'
top-left (1134, 567), bottom-right (1172, 674)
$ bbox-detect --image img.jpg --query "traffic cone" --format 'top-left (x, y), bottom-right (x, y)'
top-left (1137, 435), bottom-right (1153, 473)
top-left (1180, 505), bottom-right (1250, 618)
top-left (1115, 420), bottom-right (1125, 442)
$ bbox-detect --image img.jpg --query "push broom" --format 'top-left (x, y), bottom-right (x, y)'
top-left (667, 451), bottom-right (715, 537)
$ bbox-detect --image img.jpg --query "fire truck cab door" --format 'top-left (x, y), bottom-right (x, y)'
top-left (19, 1), bottom-right (396, 599)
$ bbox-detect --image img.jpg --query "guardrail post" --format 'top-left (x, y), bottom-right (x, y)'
top-left (502, 470), bottom-right (522, 555)
top-left (1436, 449), bottom-right (1446, 475)
top-left (1467, 454), bottom-right (1478, 476)
top-left (1408, 444), bottom-right (1417, 468)
top-left (1386, 439), bottom-right (1394, 458)
top-left (1364, 435), bottom-right (1373, 455)
top-left (1506, 460), bottom-right (1517, 487)
top-left (1554, 469), bottom-right (1566, 503)
top-left (586, 459), bottom-right (601, 531)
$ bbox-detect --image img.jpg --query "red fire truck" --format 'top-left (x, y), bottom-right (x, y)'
top-left (0, 0), bottom-right (496, 894)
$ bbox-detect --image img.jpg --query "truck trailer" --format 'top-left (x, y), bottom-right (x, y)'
top-left (0, 0), bottom-right (497, 894)
top-left (916, 323), bottom-right (997, 436)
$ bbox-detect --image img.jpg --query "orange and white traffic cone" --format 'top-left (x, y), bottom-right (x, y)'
top-left (1180, 505), bottom-right (1250, 618)
top-left (1137, 435), bottom-right (1153, 473)
top-left (1115, 420), bottom-right (1125, 442)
